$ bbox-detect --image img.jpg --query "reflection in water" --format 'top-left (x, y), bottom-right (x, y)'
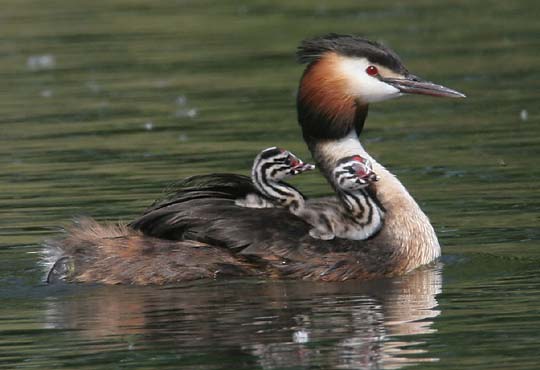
top-left (2, 0), bottom-right (538, 367)
top-left (44, 264), bottom-right (442, 369)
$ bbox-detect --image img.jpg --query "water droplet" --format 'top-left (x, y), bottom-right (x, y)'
top-left (27, 54), bottom-right (56, 71)
top-left (40, 89), bottom-right (53, 98)
top-left (175, 108), bottom-right (197, 118)
top-left (176, 95), bottom-right (187, 106)
top-left (293, 329), bottom-right (309, 343)
top-left (86, 81), bottom-right (101, 93)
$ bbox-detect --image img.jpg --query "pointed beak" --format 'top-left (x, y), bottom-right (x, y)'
top-left (291, 162), bottom-right (315, 175)
top-left (382, 74), bottom-right (466, 98)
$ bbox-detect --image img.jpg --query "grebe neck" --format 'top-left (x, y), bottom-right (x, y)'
top-left (311, 130), bottom-right (441, 270)
top-left (252, 174), bottom-right (305, 211)
top-left (308, 130), bottom-right (368, 189)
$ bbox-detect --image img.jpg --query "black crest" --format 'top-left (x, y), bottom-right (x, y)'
top-left (297, 33), bottom-right (407, 74)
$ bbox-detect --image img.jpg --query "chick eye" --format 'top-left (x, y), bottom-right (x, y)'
top-left (356, 167), bottom-right (368, 177)
top-left (366, 65), bottom-right (378, 76)
top-left (288, 156), bottom-right (299, 167)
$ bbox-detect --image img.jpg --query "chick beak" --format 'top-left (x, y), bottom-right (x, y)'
top-left (382, 74), bottom-right (466, 98)
top-left (292, 162), bottom-right (315, 175)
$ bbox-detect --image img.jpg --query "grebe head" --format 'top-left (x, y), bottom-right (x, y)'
top-left (248, 147), bottom-right (314, 209)
top-left (297, 34), bottom-right (465, 139)
top-left (253, 147), bottom-right (315, 183)
top-left (333, 155), bottom-right (379, 192)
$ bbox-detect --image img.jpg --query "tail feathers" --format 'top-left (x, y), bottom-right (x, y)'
top-left (129, 173), bottom-right (258, 241)
top-left (145, 173), bottom-right (254, 213)
top-left (43, 217), bottom-right (259, 285)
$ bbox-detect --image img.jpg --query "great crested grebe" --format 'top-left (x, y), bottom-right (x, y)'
top-left (238, 148), bottom-right (384, 241)
top-left (45, 34), bottom-right (465, 284)
top-left (313, 155), bottom-right (384, 240)
top-left (235, 147), bottom-right (315, 209)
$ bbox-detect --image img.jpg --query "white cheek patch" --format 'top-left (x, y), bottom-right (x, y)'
top-left (338, 57), bottom-right (401, 103)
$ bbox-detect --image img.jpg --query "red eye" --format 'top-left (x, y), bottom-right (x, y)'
top-left (289, 157), bottom-right (299, 167)
top-left (357, 167), bottom-right (368, 177)
top-left (366, 65), bottom-right (378, 76)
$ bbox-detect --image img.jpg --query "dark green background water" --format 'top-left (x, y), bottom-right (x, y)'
top-left (1, 1), bottom-right (539, 369)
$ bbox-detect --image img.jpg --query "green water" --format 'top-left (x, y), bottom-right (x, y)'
top-left (1, 0), bottom-right (539, 369)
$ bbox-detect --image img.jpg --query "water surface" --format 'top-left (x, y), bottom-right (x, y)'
top-left (1, 1), bottom-right (539, 369)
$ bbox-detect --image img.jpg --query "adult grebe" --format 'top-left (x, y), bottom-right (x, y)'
top-left (45, 34), bottom-right (465, 284)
